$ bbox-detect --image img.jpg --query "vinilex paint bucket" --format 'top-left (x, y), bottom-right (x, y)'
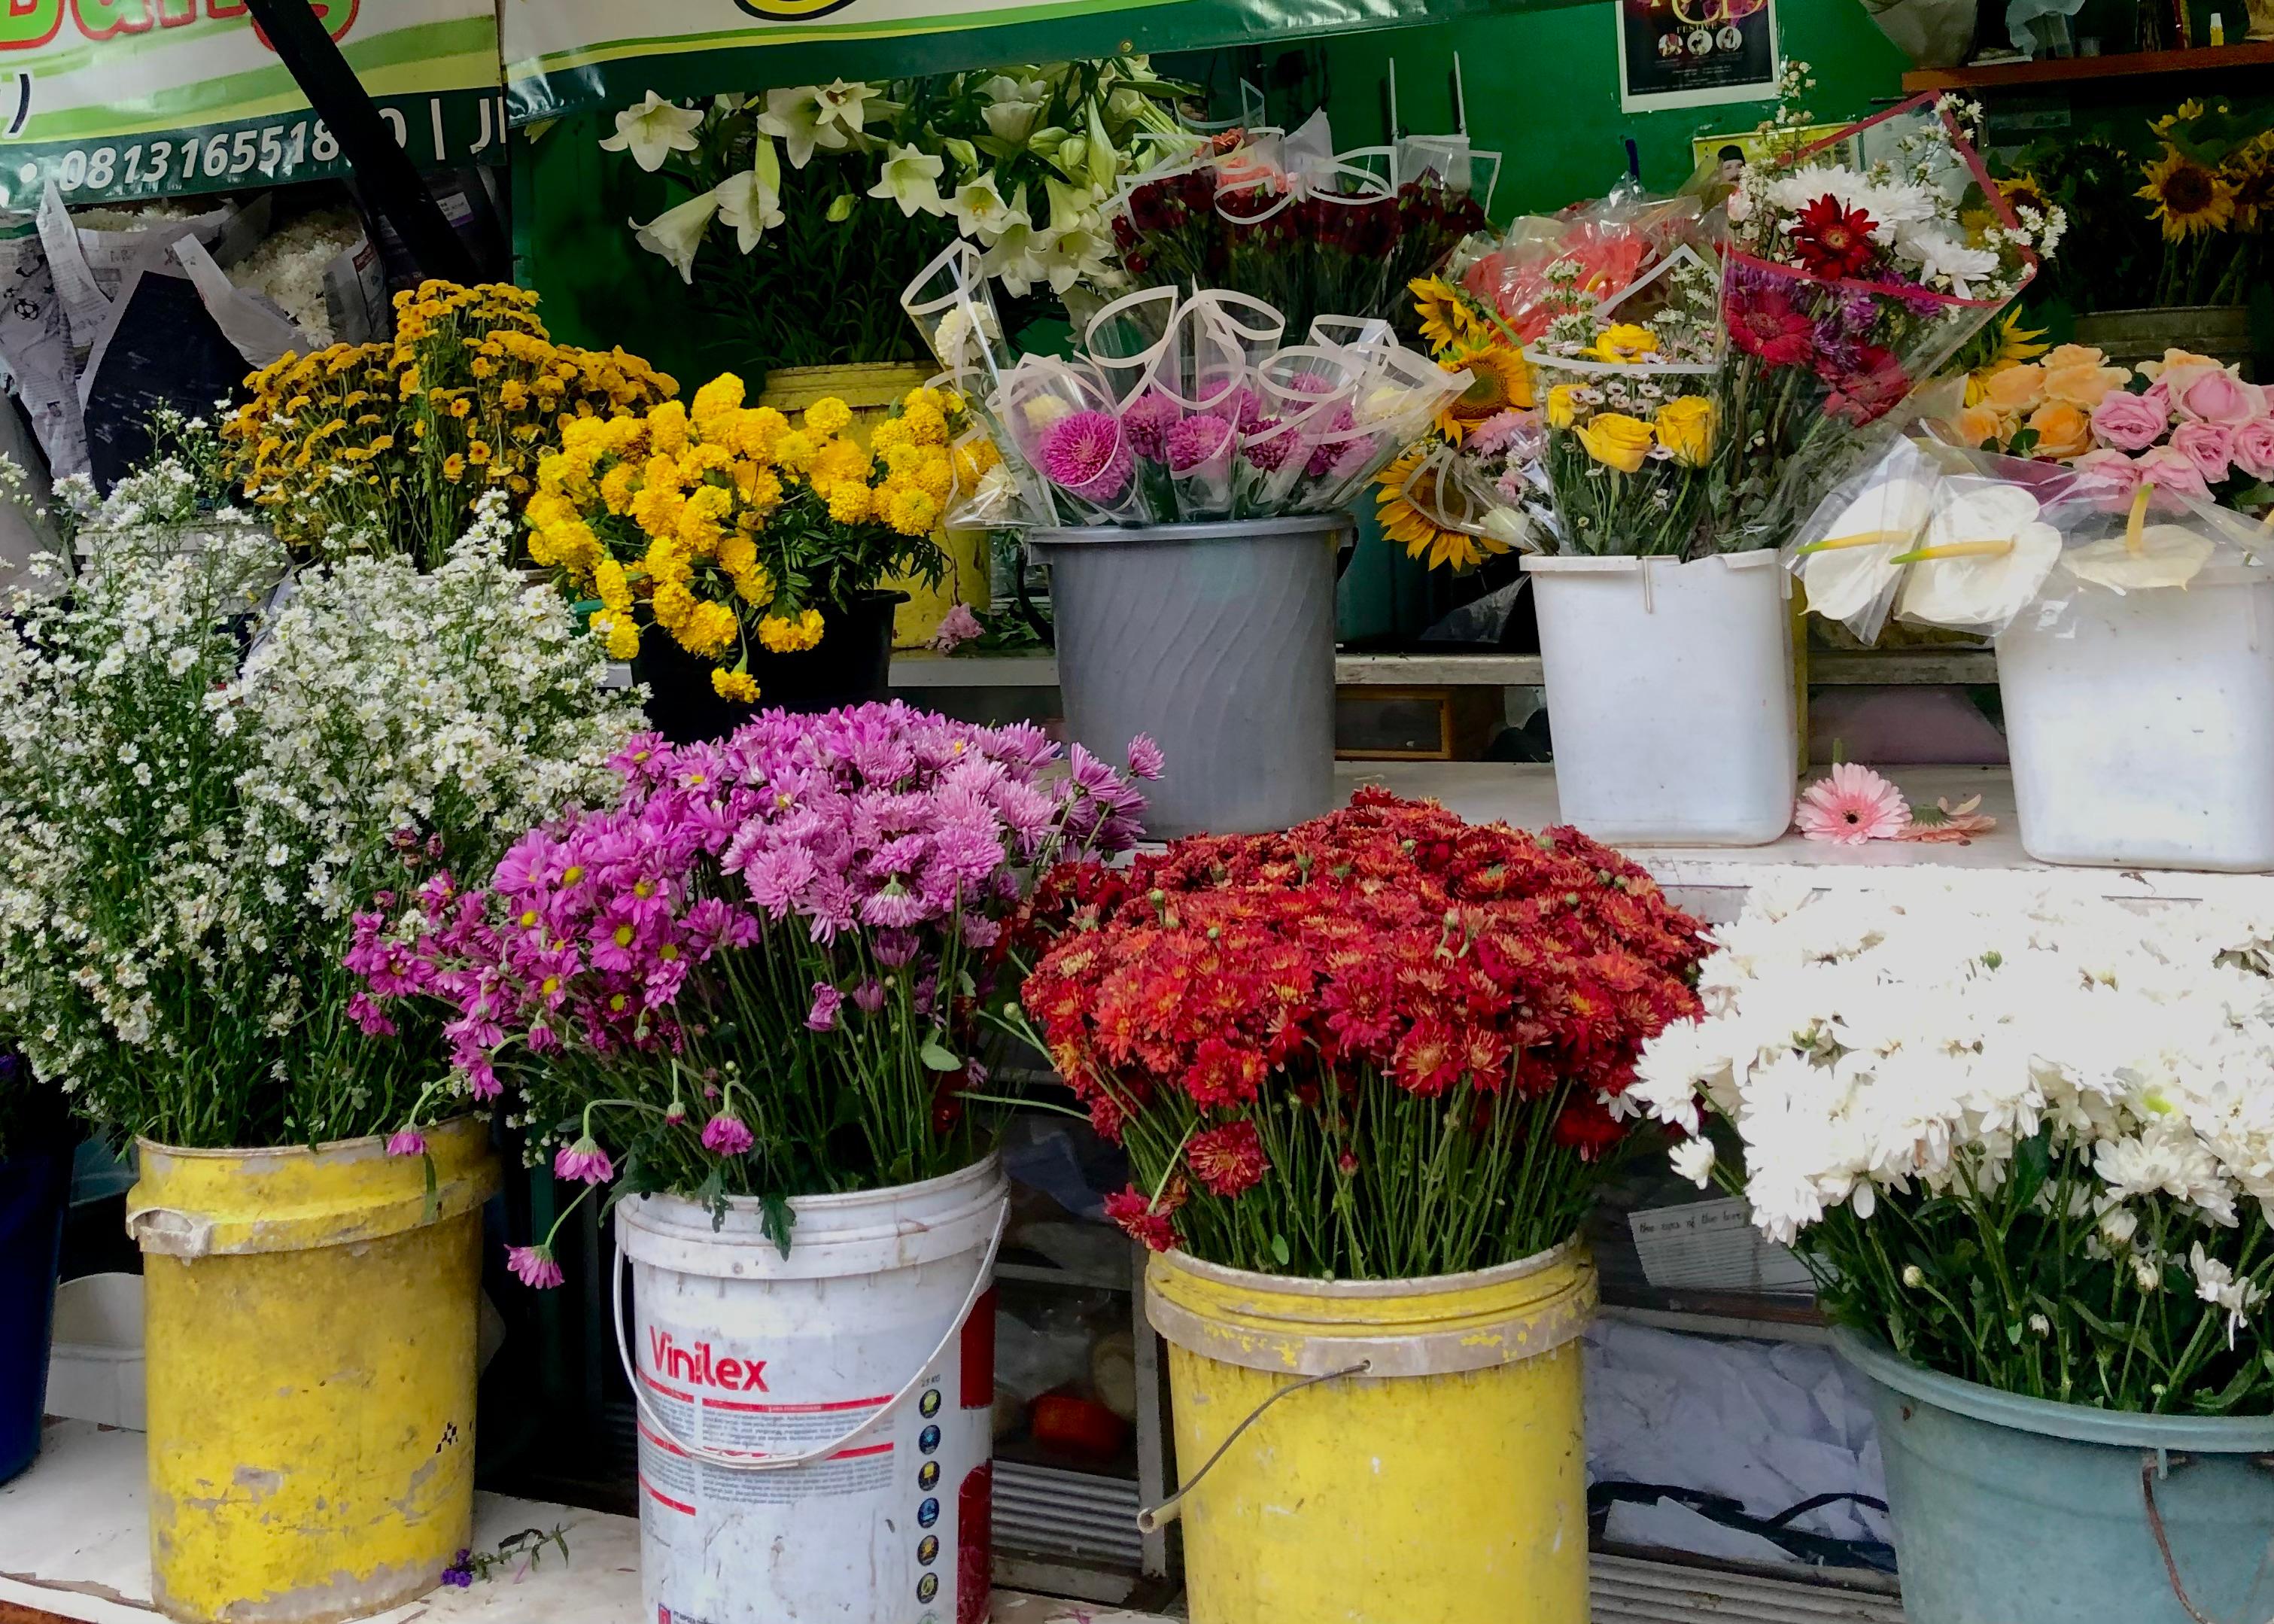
top-left (616, 1154), bottom-right (1008, 1624)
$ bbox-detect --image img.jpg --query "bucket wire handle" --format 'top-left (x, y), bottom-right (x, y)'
top-left (1136, 1360), bottom-right (1370, 1533)
top-left (613, 1196), bottom-right (1008, 1473)
top-left (2139, 1450), bottom-right (2274, 1624)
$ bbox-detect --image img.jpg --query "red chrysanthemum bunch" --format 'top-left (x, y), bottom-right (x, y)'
top-left (1016, 789), bottom-right (1706, 1279)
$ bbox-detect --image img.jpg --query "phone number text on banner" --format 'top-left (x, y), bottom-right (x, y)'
top-left (0, 0), bottom-right (502, 207)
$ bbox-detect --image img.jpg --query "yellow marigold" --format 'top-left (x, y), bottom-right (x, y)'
top-left (692, 373), bottom-right (746, 427)
top-left (827, 482), bottom-right (874, 525)
top-left (885, 485), bottom-right (939, 537)
top-left (677, 441), bottom-right (735, 481)
top-left (911, 453), bottom-right (953, 505)
top-left (676, 599), bottom-right (740, 658)
top-left (543, 519), bottom-right (601, 573)
top-left (758, 607), bottom-right (827, 653)
top-left (599, 462), bottom-right (639, 515)
top-left (561, 416), bottom-right (611, 459)
top-left (774, 430), bottom-right (817, 473)
top-left (647, 400), bottom-right (691, 457)
top-left (593, 558), bottom-right (634, 613)
top-left (603, 415), bottom-right (648, 456)
top-left (631, 485), bottom-right (686, 540)
top-left (525, 490), bottom-right (576, 529)
top-left (901, 400), bottom-right (948, 446)
top-left (815, 439), bottom-right (871, 485)
top-left (871, 418), bottom-right (913, 455)
top-left (718, 534), bottom-right (757, 577)
top-left (711, 668), bottom-right (761, 704)
top-left (953, 439), bottom-right (1002, 492)
top-left (643, 452), bottom-right (686, 494)
top-left (805, 397), bottom-right (853, 436)
top-left (652, 579), bottom-right (698, 631)
top-left (904, 385), bottom-right (947, 415)
top-left (643, 537), bottom-right (693, 588)
top-left (593, 610), bottom-right (640, 661)
top-left (730, 406), bottom-right (789, 462)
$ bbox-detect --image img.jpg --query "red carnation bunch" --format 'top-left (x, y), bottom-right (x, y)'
top-left (1017, 790), bottom-right (1706, 1279)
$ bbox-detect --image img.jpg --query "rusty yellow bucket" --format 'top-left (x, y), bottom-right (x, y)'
top-left (759, 360), bottom-right (989, 650)
top-left (1144, 1242), bottom-right (1597, 1624)
top-left (126, 1118), bottom-right (499, 1624)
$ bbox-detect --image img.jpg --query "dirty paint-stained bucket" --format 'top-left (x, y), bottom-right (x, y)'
top-left (1836, 1328), bottom-right (2274, 1624)
top-left (126, 1118), bottom-right (500, 1624)
top-left (1145, 1242), bottom-right (1597, 1624)
top-left (617, 1154), bottom-right (1008, 1624)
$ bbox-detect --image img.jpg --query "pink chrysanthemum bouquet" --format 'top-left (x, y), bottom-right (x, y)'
top-left (351, 701), bottom-right (1155, 1269)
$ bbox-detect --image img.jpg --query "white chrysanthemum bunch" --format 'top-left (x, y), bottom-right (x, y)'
top-left (0, 488), bottom-right (641, 1150)
top-left (1628, 873), bottom-right (2274, 1414)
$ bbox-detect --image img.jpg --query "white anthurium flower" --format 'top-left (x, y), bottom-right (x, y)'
top-left (949, 172), bottom-right (1024, 243)
top-left (713, 163), bottom-right (786, 254)
top-left (868, 142), bottom-right (947, 217)
top-left (2062, 523), bottom-right (2217, 593)
top-left (631, 190), bottom-right (722, 283)
top-left (1895, 482), bottom-right (2063, 628)
top-left (812, 78), bottom-right (880, 138)
top-left (1800, 473), bottom-right (1938, 622)
top-left (598, 91), bottom-right (704, 173)
top-left (758, 86), bottom-right (851, 169)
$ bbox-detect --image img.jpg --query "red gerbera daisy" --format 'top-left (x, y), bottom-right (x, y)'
top-left (1820, 345), bottom-right (1912, 426)
top-left (1790, 194), bottom-right (1880, 280)
top-left (1725, 285), bottom-right (1817, 369)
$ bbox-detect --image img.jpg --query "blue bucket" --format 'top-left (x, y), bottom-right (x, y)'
top-left (1836, 1328), bottom-right (2274, 1624)
top-left (0, 1145), bottom-right (71, 1484)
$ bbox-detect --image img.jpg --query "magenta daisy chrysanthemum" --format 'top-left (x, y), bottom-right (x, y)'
top-left (1038, 409), bottom-right (1135, 503)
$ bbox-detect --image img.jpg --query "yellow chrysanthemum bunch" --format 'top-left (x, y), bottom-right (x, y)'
top-left (223, 281), bottom-right (678, 568)
top-left (530, 376), bottom-right (962, 701)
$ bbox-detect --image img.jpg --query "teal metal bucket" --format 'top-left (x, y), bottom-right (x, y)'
top-left (1836, 1329), bottom-right (2274, 1624)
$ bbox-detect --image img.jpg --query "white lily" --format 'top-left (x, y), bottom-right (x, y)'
top-left (631, 190), bottom-right (721, 284)
top-left (758, 87), bottom-right (851, 169)
top-left (868, 142), bottom-right (946, 217)
top-left (1801, 473), bottom-right (1938, 623)
top-left (948, 172), bottom-right (1024, 243)
top-left (1041, 217), bottom-right (1114, 293)
top-left (2063, 523), bottom-right (2217, 593)
top-left (598, 91), bottom-right (703, 174)
top-left (813, 78), bottom-right (880, 138)
top-left (981, 214), bottom-right (1062, 297)
top-left (713, 144), bottom-right (786, 254)
top-left (977, 73), bottom-right (1050, 145)
top-left (1895, 483), bottom-right (2063, 628)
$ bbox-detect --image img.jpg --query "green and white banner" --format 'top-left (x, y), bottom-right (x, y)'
top-left (0, 0), bottom-right (503, 210)
top-left (505, 0), bottom-right (1471, 126)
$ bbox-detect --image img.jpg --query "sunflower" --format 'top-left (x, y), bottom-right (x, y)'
top-left (1996, 171), bottom-right (2051, 220)
top-left (2138, 146), bottom-right (2236, 241)
top-left (1411, 275), bottom-right (1481, 351)
top-left (1433, 340), bottom-right (1534, 442)
top-left (1375, 448), bottom-right (1505, 573)
top-left (2227, 145), bottom-right (2274, 233)
top-left (1963, 309), bottom-right (2051, 406)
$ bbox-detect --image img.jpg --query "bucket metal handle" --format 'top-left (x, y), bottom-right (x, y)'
top-left (1135, 1360), bottom-right (1371, 1532)
top-left (2141, 1451), bottom-right (2274, 1624)
top-left (613, 1197), bottom-right (1008, 1473)
top-left (124, 1205), bottom-right (216, 1259)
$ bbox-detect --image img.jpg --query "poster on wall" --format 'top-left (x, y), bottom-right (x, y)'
top-left (0, 0), bottom-right (504, 211)
top-left (1616, 0), bottom-right (1780, 114)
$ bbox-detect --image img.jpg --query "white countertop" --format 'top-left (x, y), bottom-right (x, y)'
top-left (1339, 762), bottom-right (2274, 910)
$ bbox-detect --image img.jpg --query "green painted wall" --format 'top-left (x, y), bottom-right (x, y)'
top-left (1312, 2), bottom-right (1911, 223)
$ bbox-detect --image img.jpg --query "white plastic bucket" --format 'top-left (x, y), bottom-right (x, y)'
top-left (616, 1155), bottom-right (1009, 1624)
top-left (1522, 552), bottom-right (1798, 845)
top-left (44, 1272), bottom-right (144, 1431)
top-left (1999, 568), bottom-right (2274, 871)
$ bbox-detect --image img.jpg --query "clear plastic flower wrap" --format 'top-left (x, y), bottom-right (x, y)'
top-left (1782, 437), bottom-right (1944, 645)
top-left (904, 247), bottom-right (1469, 528)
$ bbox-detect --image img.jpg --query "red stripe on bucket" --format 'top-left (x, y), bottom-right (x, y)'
top-left (637, 1421), bottom-right (689, 1458)
top-left (638, 1369), bottom-right (695, 1403)
top-left (704, 1394), bottom-right (891, 1414)
top-left (640, 1476), bottom-right (697, 1516)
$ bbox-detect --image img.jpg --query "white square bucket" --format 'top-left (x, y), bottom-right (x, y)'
top-left (1523, 551), bottom-right (1798, 846)
top-left (1998, 567), bottom-right (2274, 871)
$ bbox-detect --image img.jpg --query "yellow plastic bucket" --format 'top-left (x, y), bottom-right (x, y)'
top-left (758, 361), bottom-right (988, 651)
top-left (126, 1118), bottom-right (500, 1624)
top-left (1145, 1242), bottom-right (1597, 1624)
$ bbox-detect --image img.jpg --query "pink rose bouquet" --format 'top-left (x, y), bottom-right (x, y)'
top-left (351, 702), bottom-right (1155, 1270)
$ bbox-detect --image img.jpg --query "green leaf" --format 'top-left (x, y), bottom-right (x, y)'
top-left (919, 1038), bottom-right (962, 1072)
top-left (1270, 1234), bottom-right (1291, 1267)
top-left (760, 1192), bottom-right (797, 1260)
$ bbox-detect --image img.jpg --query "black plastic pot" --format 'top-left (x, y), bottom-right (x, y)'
top-left (0, 1141), bottom-right (71, 1485)
top-left (633, 590), bottom-right (907, 745)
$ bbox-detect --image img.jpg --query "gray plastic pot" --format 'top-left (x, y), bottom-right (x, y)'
top-left (1835, 1328), bottom-right (2274, 1624)
top-left (1032, 514), bottom-right (1348, 839)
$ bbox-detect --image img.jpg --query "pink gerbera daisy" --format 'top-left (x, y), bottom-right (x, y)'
top-left (1795, 763), bottom-right (1911, 845)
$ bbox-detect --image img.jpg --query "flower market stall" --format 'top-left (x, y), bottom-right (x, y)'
top-left (1, 4), bottom-right (2273, 1624)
